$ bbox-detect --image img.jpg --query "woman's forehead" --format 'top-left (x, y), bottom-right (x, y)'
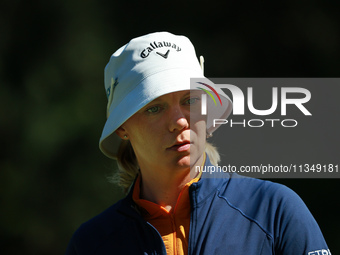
top-left (135, 90), bottom-right (204, 114)
top-left (150, 90), bottom-right (202, 102)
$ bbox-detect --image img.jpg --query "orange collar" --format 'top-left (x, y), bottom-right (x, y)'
top-left (132, 173), bottom-right (201, 219)
top-left (131, 154), bottom-right (205, 255)
top-left (132, 154), bottom-right (205, 218)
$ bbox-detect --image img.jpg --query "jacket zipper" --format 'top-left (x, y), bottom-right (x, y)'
top-left (146, 222), bottom-right (167, 254)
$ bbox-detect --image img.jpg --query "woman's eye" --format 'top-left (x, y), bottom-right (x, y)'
top-left (146, 106), bottom-right (160, 113)
top-left (186, 97), bottom-right (200, 105)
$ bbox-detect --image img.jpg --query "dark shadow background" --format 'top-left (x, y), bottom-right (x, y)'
top-left (1, 0), bottom-right (339, 254)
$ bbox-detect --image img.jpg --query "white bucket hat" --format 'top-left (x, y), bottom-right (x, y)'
top-left (99, 32), bottom-right (232, 158)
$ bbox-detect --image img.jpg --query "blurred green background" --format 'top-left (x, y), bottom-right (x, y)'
top-left (1, 0), bottom-right (339, 254)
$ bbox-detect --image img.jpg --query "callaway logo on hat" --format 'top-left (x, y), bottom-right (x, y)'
top-left (99, 32), bottom-right (232, 158)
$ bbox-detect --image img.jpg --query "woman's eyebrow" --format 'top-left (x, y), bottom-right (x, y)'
top-left (139, 98), bottom-right (163, 110)
top-left (183, 92), bottom-right (191, 97)
top-left (188, 91), bottom-right (202, 97)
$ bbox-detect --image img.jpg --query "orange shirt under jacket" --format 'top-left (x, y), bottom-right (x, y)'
top-left (132, 172), bottom-right (201, 255)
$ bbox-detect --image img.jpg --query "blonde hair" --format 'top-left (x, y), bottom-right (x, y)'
top-left (110, 140), bottom-right (220, 193)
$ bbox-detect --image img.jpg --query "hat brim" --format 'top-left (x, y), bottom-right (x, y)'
top-left (99, 70), bottom-right (232, 158)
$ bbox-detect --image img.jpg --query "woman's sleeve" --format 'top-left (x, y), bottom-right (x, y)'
top-left (274, 185), bottom-right (331, 255)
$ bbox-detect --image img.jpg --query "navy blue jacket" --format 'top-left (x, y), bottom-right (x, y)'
top-left (66, 157), bottom-right (330, 254)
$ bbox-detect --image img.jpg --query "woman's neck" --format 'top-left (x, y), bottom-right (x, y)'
top-left (139, 154), bottom-right (205, 211)
top-left (140, 168), bottom-right (192, 212)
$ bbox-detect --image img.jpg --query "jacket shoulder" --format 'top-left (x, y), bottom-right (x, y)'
top-left (218, 175), bottom-right (329, 253)
top-left (220, 174), bottom-right (305, 221)
top-left (224, 175), bottom-right (297, 201)
top-left (65, 198), bottom-right (133, 254)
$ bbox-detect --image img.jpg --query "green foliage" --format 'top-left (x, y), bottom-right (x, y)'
top-left (1, 0), bottom-right (339, 254)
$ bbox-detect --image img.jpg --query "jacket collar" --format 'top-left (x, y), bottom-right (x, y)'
top-left (117, 155), bottom-right (230, 217)
top-left (117, 177), bottom-right (143, 219)
top-left (189, 155), bottom-right (231, 207)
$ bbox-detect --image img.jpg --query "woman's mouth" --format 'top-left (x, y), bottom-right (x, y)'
top-left (168, 142), bottom-right (191, 152)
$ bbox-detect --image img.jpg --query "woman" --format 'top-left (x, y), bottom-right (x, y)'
top-left (66, 32), bottom-right (330, 255)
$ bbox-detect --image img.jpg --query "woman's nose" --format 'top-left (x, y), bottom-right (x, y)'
top-left (168, 106), bottom-right (189, 132)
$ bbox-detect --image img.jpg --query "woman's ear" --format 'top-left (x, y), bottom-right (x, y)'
top-left (115, 126), bottom-right (128, 140)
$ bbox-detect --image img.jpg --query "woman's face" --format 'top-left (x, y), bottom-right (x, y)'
top-left (117, 90), bottom-right (206, 173)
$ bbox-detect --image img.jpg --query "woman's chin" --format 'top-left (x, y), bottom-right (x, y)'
top-left (175, 155), bottom-right (191, 169)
